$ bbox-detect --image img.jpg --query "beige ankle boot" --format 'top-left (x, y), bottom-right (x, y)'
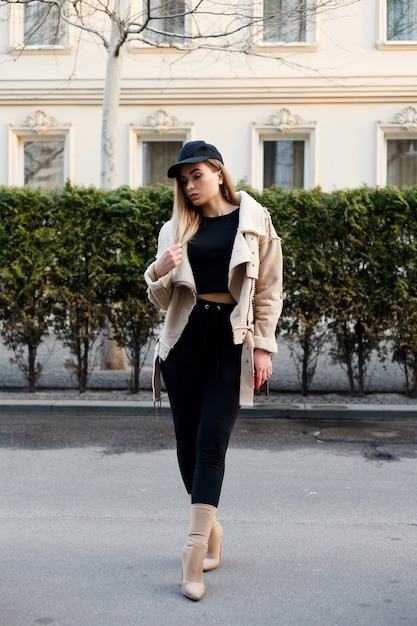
top-left (203, 519), bottom-right (223, 572)
top-left (181, 503), bottom-right (216, 601)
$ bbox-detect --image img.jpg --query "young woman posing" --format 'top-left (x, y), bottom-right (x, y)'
top-left (145, 140), bottom-right (283, 601)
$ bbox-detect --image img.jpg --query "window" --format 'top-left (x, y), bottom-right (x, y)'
top-left (387, 0), bottom-right (417, 41)
top-left (387, 139), bottom-right (417, 185)
top-left (23, 1), bottom-right (67, 47)
top-left (263, 140), bottom-right (305, 188)
top-left (9, 110), bottom-right (71, 187)
top-left (252, 108), bottom-right (316, 191)
top-left (24, 139), bottom-right (65, 188)
top-left (143, 140), bottom-right (183, 185)
top-left (377, 106), bottom-right (417, 186)
top-left (262, 0), bottom-right (307, 44)
top-left (10, 0), bottom-right (70, 50)
top-left (143, 0), bottom-right (186, 45)
top-left (130, 109), bottom-right (192, 187)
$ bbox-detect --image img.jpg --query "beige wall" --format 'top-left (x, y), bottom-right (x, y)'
top-left (0, 0), bottom-right (416, 191)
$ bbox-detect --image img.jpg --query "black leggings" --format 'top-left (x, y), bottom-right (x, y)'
top-left (160, 299), bottom-right (242, 507)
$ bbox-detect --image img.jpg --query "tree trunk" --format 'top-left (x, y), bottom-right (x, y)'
top-left (341, 321), bottom-right (356, 395)
top-left (411, 354), bottom-right (417, 398)
top-left (356, 321), bottom-right (365, 397)
top-left (100, 3), bottom-right (130, 367)
top-left (28, 342), bottom-right (37, 392)
top-left (301, 335), bottom-right (310, 396)
top-left (100, 2), bottom-right (126, 190)
top-left (100, 318), bottom-right (129, 371)
top-left (130, 348), bottom-right (141, 394)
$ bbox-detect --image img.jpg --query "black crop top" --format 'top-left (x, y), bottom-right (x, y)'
top-left (188, 208), bottom-right (239, 294)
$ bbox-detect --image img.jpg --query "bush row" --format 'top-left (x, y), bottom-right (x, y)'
top-left (0, 183), bottom-right (416, 395)
top-left (257, 185), bottom-right (417, 396)
top-left (0, 184), bottom-right (172, 392)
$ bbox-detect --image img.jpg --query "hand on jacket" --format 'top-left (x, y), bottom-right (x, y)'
top-left (254, 348), bottom-right (272, 389)
top-left (154, 243), bottom-right (183, 279)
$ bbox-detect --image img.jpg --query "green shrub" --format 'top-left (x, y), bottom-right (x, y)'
top-left (0, 182), bottom-right (416, 396)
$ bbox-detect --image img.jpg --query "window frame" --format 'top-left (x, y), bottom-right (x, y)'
top-left (377, 0), bottom-right (417, 50)
top-left (252, 0), bottom-right (318, 51)
top-left (129, 0), bottom-right (190, 51)
top-left (377, 106), bottom-right (417, 185)
top-left (9, 0), bottom-right (72, 53)
top-left (129, 109), bottom-right (193, 187)
top-left (262, 138), bottom-right (306, 189)
top-left (9, 110), bottom-right (72, 187)
top-left (251, 108), bottom-right (317, 191)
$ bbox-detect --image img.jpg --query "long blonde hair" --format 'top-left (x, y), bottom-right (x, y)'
top-left (170, 159), bottom-right (240, 245)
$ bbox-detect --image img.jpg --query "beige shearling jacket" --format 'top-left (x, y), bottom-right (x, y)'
top-left (144, 190), bottom-right (283, 406)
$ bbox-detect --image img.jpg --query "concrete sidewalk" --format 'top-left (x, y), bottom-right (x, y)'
top-left (0, 333), bottom-right (417, 419)
top-left (1, 396), bottom-right (417, 420)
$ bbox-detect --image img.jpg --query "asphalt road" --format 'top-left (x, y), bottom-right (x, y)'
top-left (1, 413), bottom-right (416, 626)
top-left (1, 411), bottom-right (417, 457)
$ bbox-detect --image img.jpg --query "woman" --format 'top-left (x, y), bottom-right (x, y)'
top-left (144, 140), bottom-right (283, 601)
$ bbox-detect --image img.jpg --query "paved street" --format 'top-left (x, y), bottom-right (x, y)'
top-left (1, 412), bottom-right (416, 626)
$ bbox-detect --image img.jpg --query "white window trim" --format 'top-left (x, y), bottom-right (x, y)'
top-left (377, 106), bottom-right (417, 185)
top-left (9, 1), bottom-right (72, 53)
top-left (251, 108), bottom-right (317, 191)
top-left (377, 0), bottom-right (417, 50)
top-left (129, 109), bottom-right (193, 187)
top-left (128, 0), bottom-right (191, 52)
top-left (251, 0), bottom-right (319, 52)
top-left (9, 110), bottom-right (72, 186)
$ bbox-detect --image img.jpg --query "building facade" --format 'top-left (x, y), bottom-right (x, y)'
top-left (0, 0), bottom-right (416, 192)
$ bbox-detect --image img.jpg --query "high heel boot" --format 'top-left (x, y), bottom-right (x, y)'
top-left (181, 503), bottom-right (216, 601)
top-left (203, 519), bottom-right (223, 572)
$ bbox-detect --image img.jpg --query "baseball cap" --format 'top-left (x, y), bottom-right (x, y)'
top-left (167, 140), bottom-right (223, 178)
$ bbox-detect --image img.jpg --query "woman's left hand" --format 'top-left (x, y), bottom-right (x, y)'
top-left (253, 349), bottom-right (272, 390)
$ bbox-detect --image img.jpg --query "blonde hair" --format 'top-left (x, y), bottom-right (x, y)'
top-left (170, 159), bottom-right (239, 245)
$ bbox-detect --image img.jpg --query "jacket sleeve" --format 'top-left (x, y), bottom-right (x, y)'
top-left (144, 221), bottom-right (174, 311)
top-left (253, 210), bottom-right (283, 353)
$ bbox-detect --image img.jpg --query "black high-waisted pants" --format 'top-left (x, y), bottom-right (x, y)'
top-left (160, 299), bottom-right (242, 507)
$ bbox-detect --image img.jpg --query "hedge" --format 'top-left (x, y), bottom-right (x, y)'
top-left (0, 183), bottom-right (416, 396)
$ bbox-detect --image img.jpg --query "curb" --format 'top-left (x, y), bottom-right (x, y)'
top-left (0, 400), bottom-right (416, 419)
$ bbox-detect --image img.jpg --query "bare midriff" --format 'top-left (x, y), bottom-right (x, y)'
top-left (197, 293), bottom-right (236, 304)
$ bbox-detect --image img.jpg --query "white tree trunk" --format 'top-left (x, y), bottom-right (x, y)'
top-left (100, 40), bottom-right (128, 369)
top-left (100, 1), bottom-right (130, 370)
top-left (100, 0), bottom-right (128, 190)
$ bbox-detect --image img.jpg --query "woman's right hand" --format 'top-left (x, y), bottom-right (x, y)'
top-left (154, 243), bottom-right (183, 279)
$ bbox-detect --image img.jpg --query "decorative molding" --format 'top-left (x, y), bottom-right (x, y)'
top-left (266, 108), bottom-right (305, 133)
top-left (255, 108), bottom-right (316, 133)
top-left (21, 110), bottom-right (58, 135)
top-left (2, 82), bottom-right (417, 107)
top-left (11, 110), bottom-right (71, 138)
top-left (386, 106), bottom-right (417, 132)
top-left (131, 109), bottom-right (192, 135)
top-left (141, 109), bottom-right (183, 134)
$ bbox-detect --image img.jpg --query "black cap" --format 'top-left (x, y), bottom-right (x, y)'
top-left (167, 140), bottom-right (223, 178)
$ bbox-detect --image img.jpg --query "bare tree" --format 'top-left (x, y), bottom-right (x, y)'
top-left (2, 0), bottom-right (359, 189)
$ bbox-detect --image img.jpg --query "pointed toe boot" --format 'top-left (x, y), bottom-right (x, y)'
top-left (181, 503), bottom-right (216, 601)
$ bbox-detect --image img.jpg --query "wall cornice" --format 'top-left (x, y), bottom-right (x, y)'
top-left (1, 79), bottom-right (417, 106)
